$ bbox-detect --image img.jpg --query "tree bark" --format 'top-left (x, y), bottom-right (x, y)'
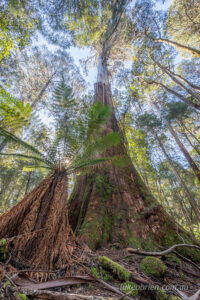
top-left (0, 169), bottom-right (75, 276)
top-left (69, 54), bottom-right (199, 259)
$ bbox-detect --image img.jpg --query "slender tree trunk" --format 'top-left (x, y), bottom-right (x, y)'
top-left (155, 133), bottom-right (200, 222)
top-left (152, 58), bottom-right (200, 103)
top-left (31, 70), bottom-right (57, 108)
top-left (181, 130), bottom-right (200, 156)
top-left (69, 54), bottom-right (199, 258)
top-left (156, 38), bottom-right (200, 58)
top-left (178, 119), bottom-right (200, 144)
top-left (142, 78), bottom-right (200, 110)
top-left (0, 137), bottom-right (7, 152)
top-left (167, 121), bottom-right (200, 183)
top-left (24, 171), bottom-right (32, 196)
top-left (165, 70), bottom-right (200, 92)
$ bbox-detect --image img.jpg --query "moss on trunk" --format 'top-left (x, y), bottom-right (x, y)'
top-left (68, 79), bottom-right (200, 262)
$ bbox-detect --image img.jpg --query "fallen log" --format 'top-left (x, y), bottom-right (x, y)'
top-left (98, 256), bottom-right (153, 285)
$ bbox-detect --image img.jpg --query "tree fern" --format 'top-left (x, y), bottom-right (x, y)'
top-left (0, 81), bottom-right (121, 176)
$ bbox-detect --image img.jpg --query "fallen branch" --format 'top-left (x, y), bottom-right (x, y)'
top-left (126, 244), bottom-right (200, 256)
top-left (13, 271), bottom-right (132, 299)
top-left (13, 274), bottom-right (94, 289)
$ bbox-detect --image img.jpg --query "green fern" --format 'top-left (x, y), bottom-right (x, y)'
top-left (0, 81), bottom-right (120, 176)
top-left (0, 87), bottom-right (32, 131)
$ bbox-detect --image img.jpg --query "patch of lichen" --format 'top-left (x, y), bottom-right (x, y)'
top-left (91, 267), bottom-right (100, 278)
top-left (156, 288), bottom-right (167, 300)
top-left (95, 174), bottom-right (111, 203)
top-left (0, 239), bottom-right (7, 261)
top-left (127, 229), bottom-right (141, 249)
top-left (79, 173), bottom-right (113, 249)
top-left (80, 218), bottom-right (103, 250)
top-left (121, 281), bottom-right (138, 297)
top-left (102, 269), bottom-right (111, 281)
top-left (18, 293), bottom-right (27, 300)
top-left (166, 254), bottom-right (181, 265)
top-left (140, 257), bottom-right (166, 278)
top-left (75, 177), bottom-right (93, 235)
top-left (98, 256), bottom-right (130, 282)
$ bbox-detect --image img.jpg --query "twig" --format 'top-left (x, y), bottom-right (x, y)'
top-left (126, 244), bottom-right (200, 256)
top-left (5, 274), bottom-right (18, 288)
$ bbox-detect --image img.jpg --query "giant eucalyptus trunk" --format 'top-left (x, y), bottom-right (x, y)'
top-left (69, 54), bottom-right (199, 261)
top-left (0, 168), bottom-right (75, 277)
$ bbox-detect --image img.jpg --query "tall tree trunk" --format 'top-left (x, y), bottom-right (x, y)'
top-left (0, 169), bottom-right (75, 276)
top-left (156, 38), bottom-right (200, 58)
top-left (167, 121), bottom-right (200, 183)
top-left (142, 78), bottom-right (200, 110)
top-left (69, 54), bottom-right (199, 260)
top-left (155, 133), bottom-right (200, 222)
top-left (178, 119), bottom-right (200, 144)
top-left (152, 58), bottom-right (200, 103)
top-left (0, 137), bottom-right (7, 153)
top-left (181, 130), bottom-right (200, 156)
top-left (31, 70), bottom-right (57, 108)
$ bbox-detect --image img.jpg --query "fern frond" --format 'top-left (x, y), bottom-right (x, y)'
top-left (0, 127), bottom-right (42, 156)
top-left (0, 153), bottom-right (53, 168)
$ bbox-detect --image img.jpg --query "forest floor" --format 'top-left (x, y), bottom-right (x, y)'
top-left (1, 243), bottom-right (200, 299)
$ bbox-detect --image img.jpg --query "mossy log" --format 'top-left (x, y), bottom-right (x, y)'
top-left (98, 256), bottom-right (152, 285)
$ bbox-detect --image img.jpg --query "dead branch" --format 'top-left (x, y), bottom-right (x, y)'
top-left (126, 244), bottom-right (200, 256)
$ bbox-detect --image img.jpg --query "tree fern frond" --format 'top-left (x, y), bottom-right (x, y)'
top-left (0, 127), bottom-right (42, 155)
top-left (0, 153), bottom-right (53, 168)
